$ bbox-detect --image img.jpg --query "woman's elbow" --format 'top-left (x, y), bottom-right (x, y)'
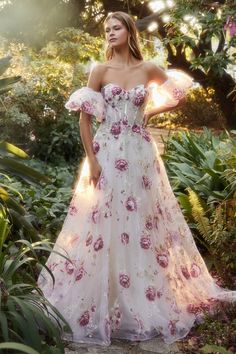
top-left (178, 96), bottom-right (187, 107)
top-left (79, 112), bottom-right (92, 127)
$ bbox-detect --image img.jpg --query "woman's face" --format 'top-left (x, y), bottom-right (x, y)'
top-left (104, 18), bottom-right (129, 48)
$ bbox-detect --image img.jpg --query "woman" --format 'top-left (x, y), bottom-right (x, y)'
top-left (38, 11), bottom-right (236, 346)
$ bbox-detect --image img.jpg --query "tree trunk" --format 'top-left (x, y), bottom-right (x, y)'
top-left (208, 71), bottom-right (236, 128)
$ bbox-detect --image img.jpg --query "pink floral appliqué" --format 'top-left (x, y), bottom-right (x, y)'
top-left (145, 215), bottom-right (153, 230)
top-left (111, 86), bottom-right (123, 96)
top-left (78, 310), bottom-right (90, 326)
top-left (125, 196), bottom-right (137, 211)
top-left (85, 232), bottom-right (93, 246)
top-left (110, 122), bottom-right (121, 139)
top-left (75, 266), bottom-right (86, 282)
top-left (92, 141), bottom-right (100, 154)
top-left (69, 204), bottom-right (78, 216)
top-left (132, 124), bottom-right (141, 134)
top-left (97, 174), bottom-right (107, 190)
top-left (65, 260), bottom-right (75, 275)
top-left (156, 252), bottom-right (169, 268)
top-left (168, 320), bottom-right (176, 336)
top-left (145, 286), bottom-right (156, 301)
top-left (91, 206), bottom-right (100, 224)
top-left (142, 175), bottom-right (152, 190)
top-left (140, 236), bottom-right (151, 249)
top-left (190, 263), bottom-right (201, 277)
top-left (80, 101), bottom-right (93, 114)
top-left (121, 232), bottom-right (129, 245)
top-left (142, 129), bottom-right (151, 142)
top-left (115, 159), bottom-right (128, 171)
top-left (119, 273), bottom-right (130, 288)
top-left (181, 265), bottom-right (190, 279)
top-left (133, 92), bottom-right (145, 107)
top-left (93, 236), bottom-right (104, 251)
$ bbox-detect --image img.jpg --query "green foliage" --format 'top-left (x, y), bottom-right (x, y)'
top-left (42, 28), bottom-right (104, 64)
top-left (164, 0), bottom-right (236, 77)
top-left (150, 87), bottom-right (225, 128)
top-left (2, 159), bottom-right (76, 240)
top-left (163, 128), bottom-right (236, 281)
top-left (0, 34), bottom-right (101, 164)
top-left (201, 344), bottom-right (233, 354)
top-left (179, 302), bottom-right (236, 353)
top-left (0, 150), bottom-right (70, 352)
top-left (0, 237), bottom-right (69, 353)
top-left (0, 342), bottom-right (40, 354)
top-left (0, 145), bottom-right (70, 352)
top-left (163, 128), bottom-right (236, 200)
top-left (0, 141), bottom-right (51, 241)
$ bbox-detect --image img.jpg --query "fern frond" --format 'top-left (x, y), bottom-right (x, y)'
top-left (187, 188), bottom-right (212, 242)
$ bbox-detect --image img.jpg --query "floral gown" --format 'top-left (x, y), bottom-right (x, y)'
top-left (38, 71), bottom-right (236, 346)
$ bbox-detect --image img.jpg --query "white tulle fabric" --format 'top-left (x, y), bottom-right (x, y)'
top-left (65, 86), bottom-right (105, 122)
top-left (38, 72), bottom-right (236, 346)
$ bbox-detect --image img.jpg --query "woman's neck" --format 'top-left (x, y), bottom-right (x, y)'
top-left (110, 46), bottom-right (140, 68)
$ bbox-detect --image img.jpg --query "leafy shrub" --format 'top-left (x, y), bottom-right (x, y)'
top-left (0, 31), bottom-right (101, 164)
top-left (163, 128), bottom-right (236, 283)
top-left (0, 239), bottom-right (69, 353)
top-left (1, 158), bottom-right (76, 241)
top-left (0, 146), bottom-right (71, 352)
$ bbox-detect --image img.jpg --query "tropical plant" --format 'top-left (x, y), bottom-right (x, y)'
top-left (0, 141), bottom-right (50, 240)
top-left (0, 234), bottom-right (70, 353)
top-left (163, 128), bottom-right (236, 201)
top-left (1, 160), bottom-right (75, 240)
top-left (0, 55), bottom-right (71, 352)
top-left (163, 128), bottom-right (236, 282)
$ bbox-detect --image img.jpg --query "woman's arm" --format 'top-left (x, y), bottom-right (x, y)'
top-left (79, 64), bottom-right (104, 187)
top-left (142, 63), bottom-right (187, 128)
top-left (142, 97), bottom-right (186, 128)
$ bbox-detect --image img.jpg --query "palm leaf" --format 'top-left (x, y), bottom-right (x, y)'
top-left (0, 156), bottom-right (49, 184)
top-left (0, 76), bottom-right (21, 91)
top-left (0, 141), bottom-right (29, 159)
top-left (0, 342), bottom-right (40, 354)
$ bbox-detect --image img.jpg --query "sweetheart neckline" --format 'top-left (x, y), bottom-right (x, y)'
top-left (101, 83), bottom-right (148, 92)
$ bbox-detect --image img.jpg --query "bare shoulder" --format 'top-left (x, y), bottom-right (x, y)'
top-left (143, 61), bottom-right (168, 84)
top-left (91, 63), bottom-right (108, 74)
top-left (87, 63), bottom-right (107, 91)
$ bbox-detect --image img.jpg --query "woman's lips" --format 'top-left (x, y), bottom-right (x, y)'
top-left (109, 38), bottom-right (117, 42)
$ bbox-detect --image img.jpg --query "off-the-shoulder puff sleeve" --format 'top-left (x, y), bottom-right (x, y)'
top-left (150, 69), bottom-right (193, 108)
top-left (65, 86), bottom-right (105, 122)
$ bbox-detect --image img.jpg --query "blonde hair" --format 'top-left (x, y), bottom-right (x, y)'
top-left (104, 11), bottom-right (143, 61)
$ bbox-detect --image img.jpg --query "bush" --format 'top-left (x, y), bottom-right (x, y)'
top-left (1, 158), bottom-right (76, 241)
top-left (0, 30), bottom-right (102, 164)
top-left (163, 128), bottom-right (236, 284)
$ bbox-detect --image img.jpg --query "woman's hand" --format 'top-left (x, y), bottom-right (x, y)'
top-left (88, 157), bottom-right (102, 187)
top-left (142, 111), bottom-right (152, 128)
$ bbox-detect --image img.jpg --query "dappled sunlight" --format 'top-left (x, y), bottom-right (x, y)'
top-left (75, 158), bottom-right (93, 195)
top-left (149, 70), bottom-right (194, 108)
